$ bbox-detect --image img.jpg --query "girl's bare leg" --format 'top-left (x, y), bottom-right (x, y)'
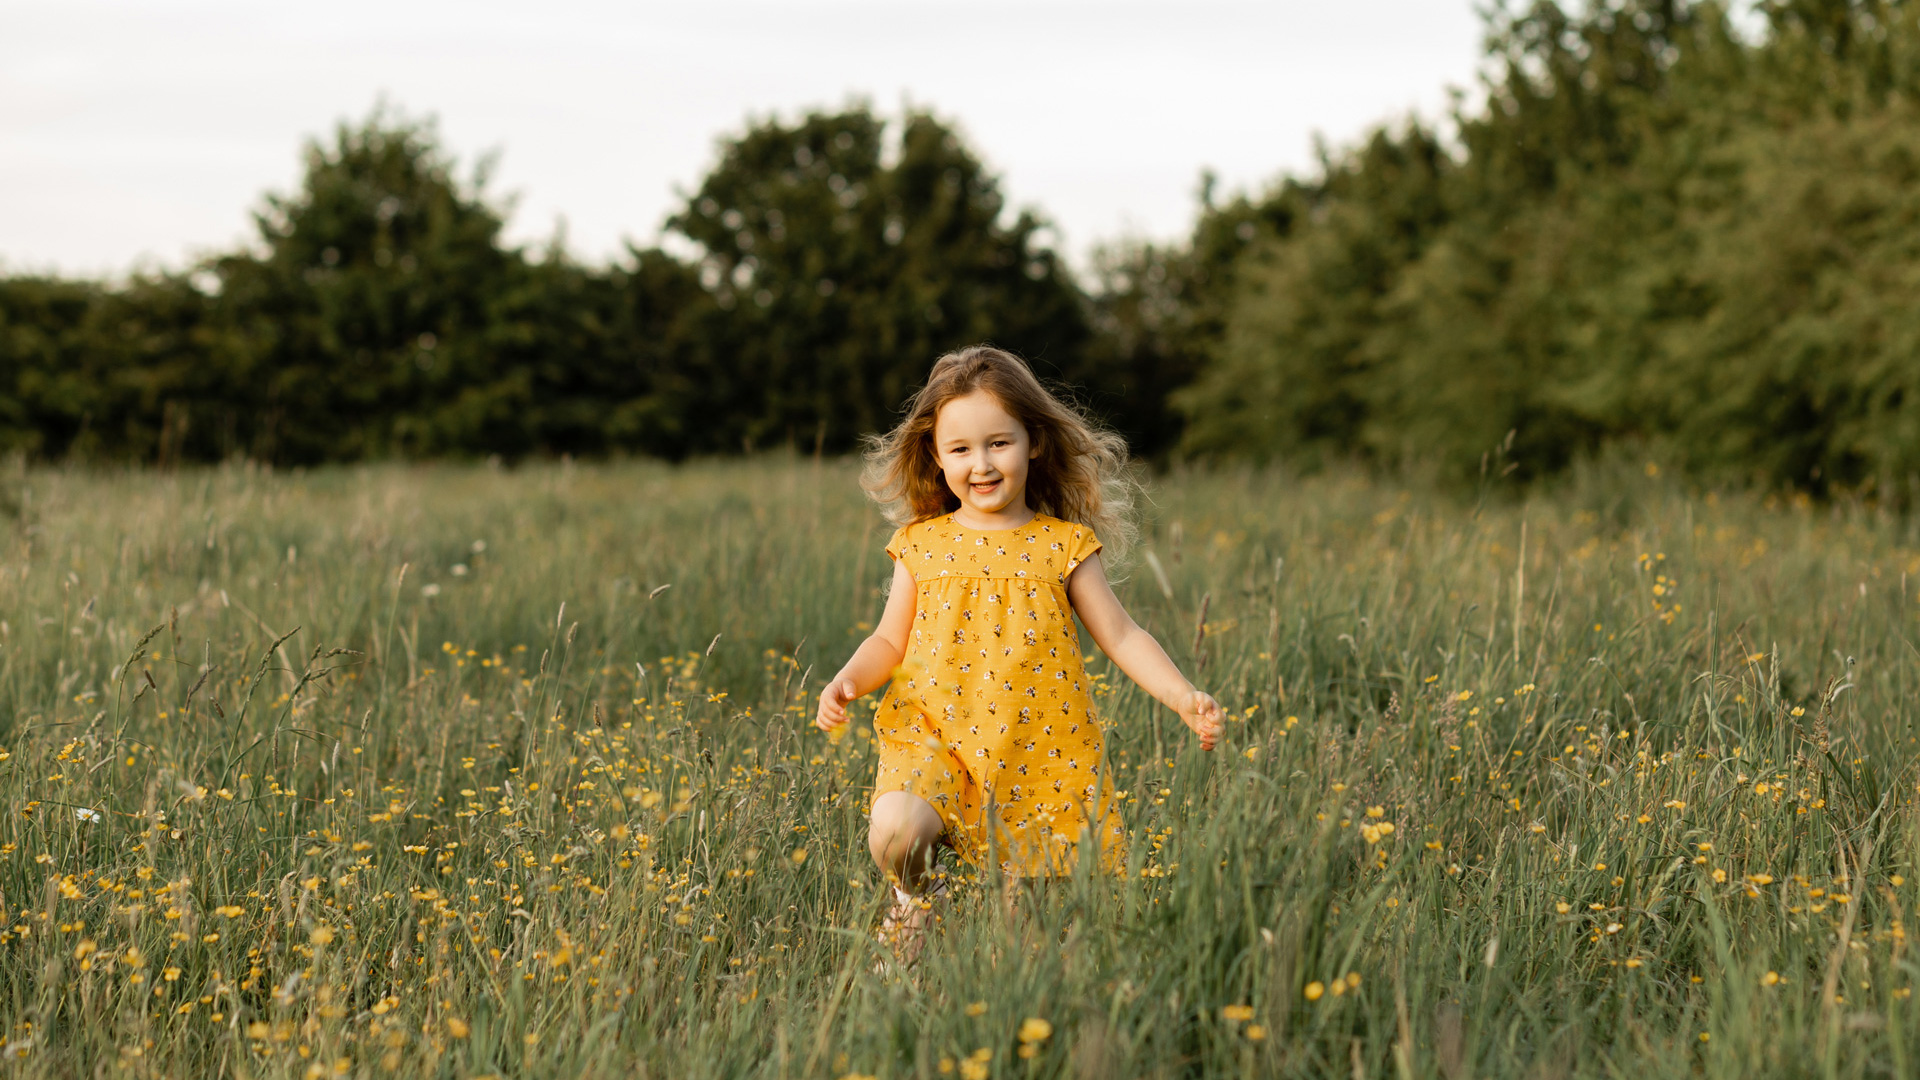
top-left (868, 791), bottom-right (945, 892)
top-left (868, 791), bottom-right (946, 964)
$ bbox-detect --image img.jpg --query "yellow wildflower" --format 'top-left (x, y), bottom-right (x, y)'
top-left (1017, 1018), bottom-right (1052, 1043)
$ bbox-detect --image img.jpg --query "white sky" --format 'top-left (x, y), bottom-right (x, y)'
top-left (1, 0), bottom-right (1489, 279)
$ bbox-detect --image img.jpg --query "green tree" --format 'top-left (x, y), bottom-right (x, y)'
top-left (209, 106), bottom-right (529, 462)
top-left (1074, 240), bottom-right (1206, 458)
top-left (498, 245), bottom-right (712, 460)
top-left (666, 105), bottom-right (1091, 453)
top-left (1172, 126), bottom-right (1453, 466)
top-left (1169, 0), bottom-right (1920, 492)
top-left (0, 277), bottom-right (103, 458)
top-left (0, 273), bottom-right (233, 462)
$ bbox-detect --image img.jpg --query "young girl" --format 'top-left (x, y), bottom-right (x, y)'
top-left (814, 345), bottom-right (1224, 953)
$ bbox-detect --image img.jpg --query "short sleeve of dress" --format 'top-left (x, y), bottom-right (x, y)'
top-left (1064, 524), bottom-right (1103, 578)
top-left (883, 524), bottom-right (913, 563)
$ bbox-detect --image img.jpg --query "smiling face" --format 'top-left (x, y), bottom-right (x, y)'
top-left (933, 389), bottom-right (1040, 525)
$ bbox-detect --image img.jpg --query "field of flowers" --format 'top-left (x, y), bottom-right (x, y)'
top-left (1, 456), bottom-right (1918, 1078)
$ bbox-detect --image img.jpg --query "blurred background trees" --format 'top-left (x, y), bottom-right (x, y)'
top-left (1174, 0), bottom-right (1920, 494)
top-left (7, 1), bottom-right (1920, 492)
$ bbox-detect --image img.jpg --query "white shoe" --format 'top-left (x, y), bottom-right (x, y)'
top-left (874, 878), bottom-right (947, 969)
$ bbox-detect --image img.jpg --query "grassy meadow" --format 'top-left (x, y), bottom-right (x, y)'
top-left (3, 455), bottom-right (1920, 1078)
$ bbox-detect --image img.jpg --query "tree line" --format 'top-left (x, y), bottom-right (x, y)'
top-left (6, 1), bottom-right (1920, 492)
top-left (1175, 0), bottom-right (1920, 494)
top-left (0, 107), bottom-right (1155, 464)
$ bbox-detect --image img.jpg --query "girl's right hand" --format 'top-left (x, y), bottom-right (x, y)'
top-left (815, 678), bottom-right (857, 732)
top-left (1177, 689), bottom-right (1225, 751)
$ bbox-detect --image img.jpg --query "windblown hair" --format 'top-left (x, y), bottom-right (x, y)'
top-left (863, 345), bottom-right (1139, 569)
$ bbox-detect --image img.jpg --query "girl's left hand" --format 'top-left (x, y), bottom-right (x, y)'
top-left (1178, 690), bottom-right (1225, 751)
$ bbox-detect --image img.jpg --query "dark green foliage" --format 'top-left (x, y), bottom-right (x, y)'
top-left (1069, 175), bottom-right (1299, 458)
top-left (1170, 0), bottom-right (1920, 492)
top-left (11, 3), bottom-right (1920, 482)
top-left (0, 104), bottom-right (1097, 464)
top-left (515, 248), bottom-right (712, 460)
top-left (0, 273), bottom-right (235, 462)
top-left (205, 109), bottom-right (528, 461)
top-left (665, 107), bottom-right (1090, 453)
top-left (1072, 241), bottom-right (1208, 456)
top-left (1174, 128), bottom-right (1454, 468)
top-left (196, 109), bottom-right (717, 462)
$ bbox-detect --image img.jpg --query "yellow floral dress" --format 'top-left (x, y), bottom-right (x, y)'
top-left (871, 512), bottom-right (1123, 876)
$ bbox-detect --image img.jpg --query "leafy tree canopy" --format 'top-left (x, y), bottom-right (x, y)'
top-left (1171, 0), bottom-right (1920, 495)
top-left (665, 105), bottom-right (1090, 452)
top-left (210, 106), bottom-right (527, 462)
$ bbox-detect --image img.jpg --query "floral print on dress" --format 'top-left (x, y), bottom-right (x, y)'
top-left (870, 513), bottom-right (1122, 876)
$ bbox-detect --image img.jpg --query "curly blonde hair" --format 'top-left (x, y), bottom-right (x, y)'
top-left (862, 345), bottom-right (1138, 568)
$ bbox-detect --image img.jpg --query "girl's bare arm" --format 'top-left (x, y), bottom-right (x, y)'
top-left (816, 559), bottom-right (917, 730)
top-left (1067, 552), bottom-right (1224, 750)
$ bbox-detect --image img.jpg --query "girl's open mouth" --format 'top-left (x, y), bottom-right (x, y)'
top-left (971, 480), bottom-right (1000, 494)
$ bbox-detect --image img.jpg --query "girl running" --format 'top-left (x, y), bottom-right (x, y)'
top-left (814, 345), bottom-right (1223, 955)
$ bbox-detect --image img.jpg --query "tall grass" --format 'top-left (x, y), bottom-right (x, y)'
top-left (1, 455), bottom-right (1918, 1078)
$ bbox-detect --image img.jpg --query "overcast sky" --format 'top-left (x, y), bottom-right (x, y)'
top-left (2, 1), bottom-right (1489, 278)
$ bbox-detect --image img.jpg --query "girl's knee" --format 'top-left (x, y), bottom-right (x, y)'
top-left (869, 791), bottom-right (942, 856)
